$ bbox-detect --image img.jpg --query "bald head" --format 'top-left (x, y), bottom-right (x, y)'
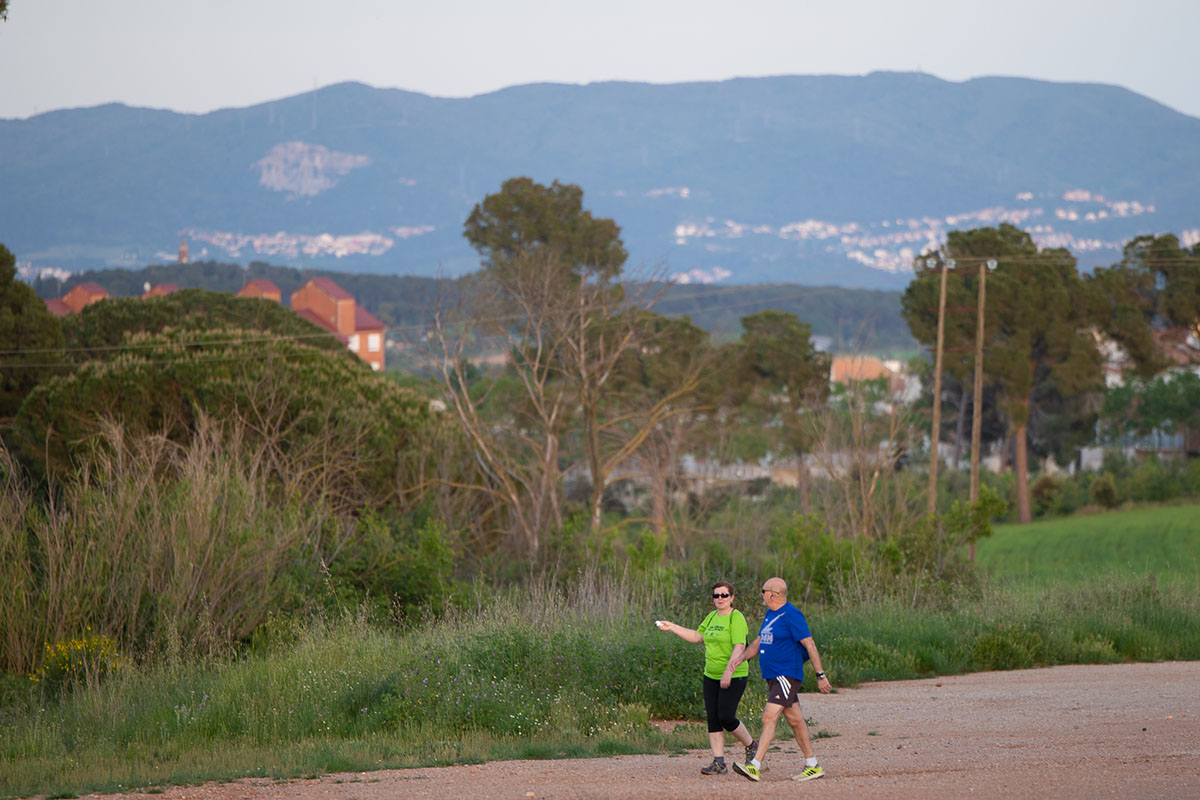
top-left (761, 577), bottom-right (788, 609)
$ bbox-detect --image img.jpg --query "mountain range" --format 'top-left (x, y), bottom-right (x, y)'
top-left (3, 72), bottom-right (1198, 289)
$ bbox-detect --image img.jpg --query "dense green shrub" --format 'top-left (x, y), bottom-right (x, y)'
top-left (1065, 634), bottom-right (1122, 664)
top-left (60, 289), bottom-right (347, 358)
top-left (10, 328), bottom-right (438, 513)
top-left (934, 454), bottom-right (1199, 526)
top-left (1090, 472), bottom-right (1120, 508)
top-left (824, 635), bottom-right (920, 684)
top-left (1128, 456), bottom-right (1181, 503)
top-left (971, 624), bottom-right (1044, 671)
top-left (331, 511), bottom-right (457, 618)
top-left (768, 514), bottom-right (867, 604)
top-left (1055, 475), bottom-right (1089, 516)
top-left (936, 469), bottom-right (1017, 520)
top-left (0, 242), bottom-right (66, 418)
top-left (1031, 474), bottom-right (1064, 517)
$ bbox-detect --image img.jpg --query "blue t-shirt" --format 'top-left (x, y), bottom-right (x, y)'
top-left (757, 602), bottom-right (811, 680)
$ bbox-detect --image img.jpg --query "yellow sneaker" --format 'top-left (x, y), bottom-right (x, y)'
top-left (733, 762), bottom-right (761, 782)
top-left (792, 764), bottom-right (825, 781)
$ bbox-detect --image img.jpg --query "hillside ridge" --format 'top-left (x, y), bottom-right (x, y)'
top-left (4, 73), bottom-right (1198, 286)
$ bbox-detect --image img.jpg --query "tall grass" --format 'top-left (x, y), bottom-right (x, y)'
top-left (2, 568), bottom-right (1198, 798)
top-left (0, 577), bottom-right (701, 798)
top-left (817, 574), bottom-right (1200, 682)
top-left (0, 421), bottom-right (334, 673)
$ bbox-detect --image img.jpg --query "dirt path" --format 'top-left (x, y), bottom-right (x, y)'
top-left (81, 661), bottom-right (1199, 800)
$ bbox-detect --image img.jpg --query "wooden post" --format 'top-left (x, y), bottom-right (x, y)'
top-left (968, 259), bottom-right (992, 559)
top-left (928, 259), bottom-right (949, 515)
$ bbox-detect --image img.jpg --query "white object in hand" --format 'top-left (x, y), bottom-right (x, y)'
top-left (655, 620), bottom-right (667, 629)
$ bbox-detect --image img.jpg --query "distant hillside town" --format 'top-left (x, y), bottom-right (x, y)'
top-left (3, 73), bottom-right (1197, 286)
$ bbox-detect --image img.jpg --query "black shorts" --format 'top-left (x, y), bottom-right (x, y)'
top-left (765, 675), bottom-right (803, 707)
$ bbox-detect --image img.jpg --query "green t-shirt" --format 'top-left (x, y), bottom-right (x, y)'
top-left (697, 609), bottom-right (750, 679)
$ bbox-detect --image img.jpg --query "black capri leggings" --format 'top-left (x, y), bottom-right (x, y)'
top-left (702, 675), bottom-right (748, 733)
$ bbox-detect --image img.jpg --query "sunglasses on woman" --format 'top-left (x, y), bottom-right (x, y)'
top-left (712, 592), bottom-right (731, 598)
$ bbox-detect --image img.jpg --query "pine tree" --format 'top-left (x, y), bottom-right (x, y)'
top-left (0, 242), bottom-right (65, 420)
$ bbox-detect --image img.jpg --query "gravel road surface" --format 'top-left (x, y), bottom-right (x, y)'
top-left (78, 661), bottom-right (1200, 800)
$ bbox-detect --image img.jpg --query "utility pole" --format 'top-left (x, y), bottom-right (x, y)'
top-left (927, 258), bottom-right (950, 515)
top-left (968, 258), bottom-right (996, 558)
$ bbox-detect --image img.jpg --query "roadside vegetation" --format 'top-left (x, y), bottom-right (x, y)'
top-left (2, 192), bottom-right (1199, 798)
top-left (2, 549), bottom-right (1197, 798)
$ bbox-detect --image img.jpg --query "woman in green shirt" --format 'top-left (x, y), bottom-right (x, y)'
top-left (657, 581), bottom-right (758, 775)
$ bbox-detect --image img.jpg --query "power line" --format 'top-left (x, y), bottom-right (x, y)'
top-left (3, 281), bottom-right (898, 360)
top-left (12, 251), bottom-right (1191, 362)
top-left (1, 283), bottom-right (882, 368)
top-left (912, 253), bottom-right (1199, 266)
top-left (0, 345), bottom-right (351, 371)
top-left (0, 330), bottom-right (348, 357)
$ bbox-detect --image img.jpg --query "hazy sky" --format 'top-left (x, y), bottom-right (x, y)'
top-left (1, 0), bottom-right (1197, 120)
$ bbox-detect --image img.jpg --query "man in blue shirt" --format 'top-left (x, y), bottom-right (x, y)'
top-left (731, 576), bottom-right (832, 782)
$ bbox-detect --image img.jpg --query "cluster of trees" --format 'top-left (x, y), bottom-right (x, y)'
top-left (430, 178), bottom-right (832, 556)
top-left (1, 252), bottom-right (459, 670)
top-left (902, 225), bottom-right (1200, 523)
top-left (1101, 371), bottom-right (1200, 445)
top-left (3, 284), bottom-right (435, 502)
top-left (5, 178), bottom-right (1199, 673)
top-left (0, 171), bottom-right (846, 661)
top-left (654, 284), bottom-right (913, 352)
top-left (0, 178), bottom-right (850, 668)
top-left (7, 208), bottom-right (1197, 547)
top-left (32, 262), bottom-right (914, 354)
top-left (31, 261), bottom-right (445, 336)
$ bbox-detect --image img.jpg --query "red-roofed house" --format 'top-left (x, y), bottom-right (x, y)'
top-left (831, 355), bottom-right (893, 384)
top-left (61, 283), bottom-right (109, 313)
top-left (290, 278), bottom-right (385, 370)
top-left (236, 280), bottom-right (282, 303)
top-left (44, 298), bottom-right (72, 317)
top-left (831, 355), bottom-right (902, 392)
top-left (143, 283), bottom-right (180, 298)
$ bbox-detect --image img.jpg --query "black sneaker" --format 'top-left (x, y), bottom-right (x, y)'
top-left (700, 758), bottom-right (728, 775)
top-left (746, 739), bottom-right (759, 763)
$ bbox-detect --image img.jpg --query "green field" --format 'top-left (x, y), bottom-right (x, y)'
top-left (978, 504), bottom-right (1200, 585)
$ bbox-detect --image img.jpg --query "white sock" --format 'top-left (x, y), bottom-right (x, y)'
top-left (750, 758), bottom-right (761, 769)
top-left (806, 757), bottom-right (818, 768)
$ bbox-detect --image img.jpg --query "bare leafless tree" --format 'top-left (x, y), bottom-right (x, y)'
top-left (429, 255), bottom-right (572, 557)
top-left (809, 377), bottom-right (923, 540)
